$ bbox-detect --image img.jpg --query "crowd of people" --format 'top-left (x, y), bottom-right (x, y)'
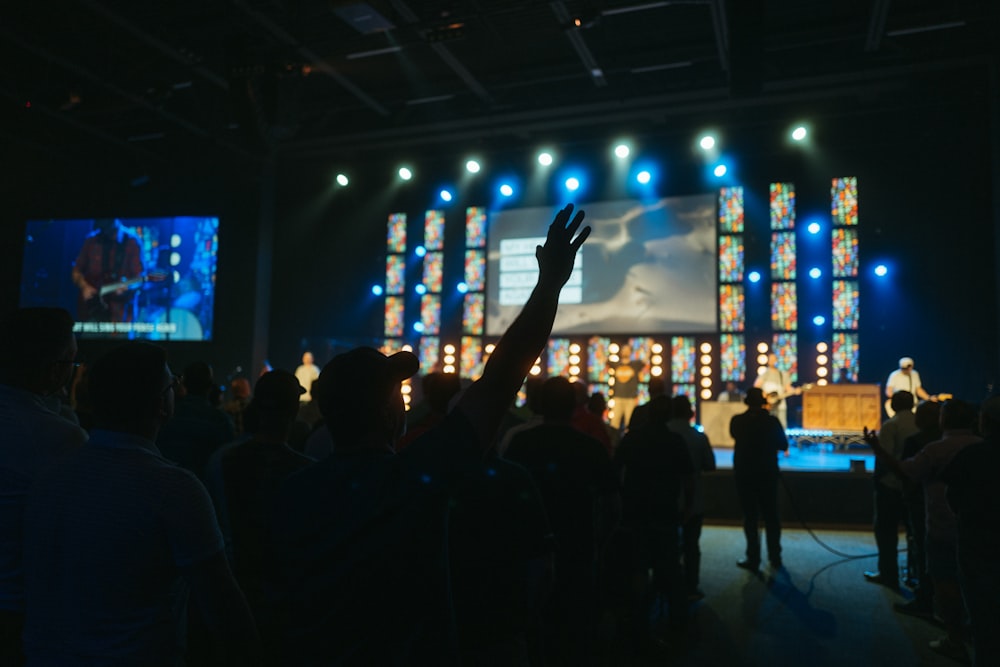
top-left (0, 203), bottom-right (996, 666)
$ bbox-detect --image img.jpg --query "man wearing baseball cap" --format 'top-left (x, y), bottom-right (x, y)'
top-left (886, 357), bottom-right (934, 405)
top-left (266, 204), bottom-right (590, 665)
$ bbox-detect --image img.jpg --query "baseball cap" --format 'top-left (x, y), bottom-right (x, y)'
top-left (252, 370), bottom-right (305, 411)
top-left (317, 347), bottom-right (420, 419)
top-left (899, 357), bottom-right (914, 369)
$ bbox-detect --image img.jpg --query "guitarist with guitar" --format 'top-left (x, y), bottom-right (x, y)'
top-left (71, 218), bottom-right (144, 323)
top-left (884, 357), bottom-right (949, 416)
top-left (753, 352), bottom-right (811, 429)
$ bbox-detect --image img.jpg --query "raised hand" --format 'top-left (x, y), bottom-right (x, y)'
top-left (862, 426), bottom-right (880, 449)
top-left (535, 203), bottom-right (590, 290)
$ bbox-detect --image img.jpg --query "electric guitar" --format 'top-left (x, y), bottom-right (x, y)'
top-left (765, 383), bottom-right (814, 407)
top-left (84, 271), bottom-right (168, 319)
top-left (884, 393), bottom-right (953, 418)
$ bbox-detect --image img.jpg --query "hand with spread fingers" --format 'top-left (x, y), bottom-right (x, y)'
top-left (863, 426), bottom-right (882, 452)
top-left (536, 203), bottom-right (590, 290)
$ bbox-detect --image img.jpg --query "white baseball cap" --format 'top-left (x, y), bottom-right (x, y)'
top-left (898, 357), bottom-right (914, 369)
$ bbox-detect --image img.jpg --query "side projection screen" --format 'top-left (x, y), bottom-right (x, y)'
top-left (19, 216), bottom-right (219, 341)
top-left (486, 196), bottom-right (717, 335)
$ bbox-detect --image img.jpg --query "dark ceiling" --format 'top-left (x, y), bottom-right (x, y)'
top-left (3, 0), bottom-right (998, 164)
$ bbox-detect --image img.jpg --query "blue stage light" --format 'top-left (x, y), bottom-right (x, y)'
top-left (371, 285), bottom-right (384, 296)
top-left (415, 284), bottom-right (427, 295)
top-left (809, 267), bottom-right (822, 279)
top-left (457, 282), bottom-right (469, 294)
top-left (713, 164), bottom-right (727, 178)
top-left (808, 222), bottom-right (821, 234)
top-left (813, 315), bottom-right (826, 326)
top-left (748, 271), bottom-right (761, 283)
top-left (636, 170), bottom-right (651, 185)
top-left (874, 264), bottom-right (888, 277)
top-left (440, 189), bottom-right (453, 202)
top-left (499, 183), bottom-right (514, 197)
top-left (413, 322), bottom-right (425, 333)
top-left (565, 177), bottom-right (580, 191)
top-left (415, 246), bottom-right (426, 257)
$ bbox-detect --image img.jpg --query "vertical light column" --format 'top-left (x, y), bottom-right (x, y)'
top-left (769, 182), bottom-right (798, 382)
top-left (417, 210), bottom-right (445, 372)
top-left (831, 177), bottom-right (860, 383)
top-left (718, 187), bottom-right (746, 387)
top-left (461, 206), bottom-right (487, 379)
top-left (589, 336), bottom-right (612, 416)
top-left (384, 213), bottom-right (407, 344)
top-left (671, 336), bottom-right (697, 403)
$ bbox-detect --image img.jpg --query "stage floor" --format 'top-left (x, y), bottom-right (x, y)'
top-left (712, 442), bottom-right (875, 473)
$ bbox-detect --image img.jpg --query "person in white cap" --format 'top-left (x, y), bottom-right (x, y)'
top-left (886, 357), bottom-right (934, 403)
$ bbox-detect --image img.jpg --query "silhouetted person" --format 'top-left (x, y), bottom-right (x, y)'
top-left (587, 391), bottom-right (620, 452)
top-left (730, 387), bottom-right (788, 570)
top-left (754, 352), bottom-right (793, 428)
top-left (223, 377), bottom-right (252, 436)
top-left (718, 380), bottom-right (744, 402)
top-left (505, 376), bottom-right (619, 666)
top-left (865, 390), bottom-right (919, 589)
top-left (628, 375), bottom-right (667, 433)
top-left (942, 396), bottom-right (1000, 667)
top-left (157, 361), bottom-right (235, 479)
top-left (0, 308), bottom-right (87, 666)
top-left (571, 379), bottom-right (613, 457)
top-left (668, 394), bottom-right (717, 599)
top-left (264, 204), bottom-right (590, 665)
top-left (22, 342), bottom-right (259, 665)
top-left (496, 375), bottom-right (545, 457)
top-left (615, 393), bottom-right (694, 654)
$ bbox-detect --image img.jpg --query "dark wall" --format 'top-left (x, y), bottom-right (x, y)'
top-left (269, 65), bottom-right (997, 402)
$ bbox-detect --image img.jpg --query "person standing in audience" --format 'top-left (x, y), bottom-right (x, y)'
top-left (864, 390), bottom-right (919, 589)
top-left (628, 375), bottom-right (667, 433)
top-left (157, 361), bottom-right (235, 479)
top-left (22, 342), bottom-right (259, 666)
top-left (668, 394), bottom-right (717, 600)
top-left (730, 387), bottom-right (788, 571)
top-left (0, 308), bottom-right (87, 666)
top-left (265, 204), bottom-right (590, 665)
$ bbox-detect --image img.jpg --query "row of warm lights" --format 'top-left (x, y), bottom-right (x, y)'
top-left (754, 340), bottom-right (833, 387)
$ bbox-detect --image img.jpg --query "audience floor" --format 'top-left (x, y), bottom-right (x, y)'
top-left (600, 524), bottom-right (966, 666)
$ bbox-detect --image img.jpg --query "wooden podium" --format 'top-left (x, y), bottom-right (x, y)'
top-left (699, 401), bottom-right (747, 447)
top-left (802, 384), bottom-right (882, 432)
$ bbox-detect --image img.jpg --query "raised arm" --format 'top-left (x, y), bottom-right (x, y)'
top-left (456, 203), bottom-right (590, 452)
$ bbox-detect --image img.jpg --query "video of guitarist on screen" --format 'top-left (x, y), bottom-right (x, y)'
top-left (71, 218), bottom-right (153, 324)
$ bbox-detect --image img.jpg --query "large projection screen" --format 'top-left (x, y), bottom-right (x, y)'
top-left (486, 196), bottom-right (717, 336)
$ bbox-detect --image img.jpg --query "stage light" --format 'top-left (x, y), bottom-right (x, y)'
top-left (701, 378), bottom-right (713, 388)
top-left (499, 183), bottom-right (514, 197)
top-left (813, 315), bottom-right (826, 326)
top-left (170, 252), bottom-right (181, 267)
top-left (485, 343), bottom-right (496, 353)
top-left (569, 354), bottom-right (580, 365)
top-left (371, 285), bottom-right (384, 296)
top-left (699, 367), bottom-right (712, 377)
top-left (808, 222), bottom-right (821, 234)
top-left (818, 378), bottom-right (828, 386)
top-left (457, 282), bottom-right (468, 293)
top-left (650, 366), bottom-right (663, 377)
top-left (415, 245), bottom-right (427, 257)
top-left (809, 267), bottom-right (822, 279)
top-left (874, 264), bottom-right (888, 277)
top-left (569, 343), bottom-right (581, 354)
top-left (466, 159), bottom-right (481, 174)
top-left (757, 342), bottom-right (769, 353)
top-left (401, 344), bottom-right (414, 352)
top-left (701, 389), bottom-right (713, 400)
top-left (413, 322), bottom-right (425, 333)
top-left (443, 364), bottom-right (456, 374)
top-left (651, 355), bottom-right (663, 365)
top-left (415, 284), bottom-right (427, 295)
top-left (651, 343), bottom-right (663, 354)
top-left (398, 167), bottom-right (413, 180)
top-left (700, 354), bottom-right (712, 365)
top-left (444, 344), bottom-right (456, 354)
top-left (699, 135), bottom-right (716, 150)
top-left (817, 354), bottom-right (829, 365)
top-left (817, 367), bottom-right (829, 378)
top-left (538, 152), bottom-right (553, 166)
top-left (444, 355), bottom-right (455, 365)
top-left (713, 164), bottom-right (727, 178)
top-left (170, 234), bottom-right (181, 248)
top-left (748, 271), bottom-right (761, 283)
top-left (401, 384), bottom-right (412, 395)
top-left (336, 173), bottom-right (349, 186)
top-left (614, 144), bottom-right (630, 159)
top-left (816, 342), bottom-right (828, 353)
top-left (530, 365), bottom-right (541, 376)
top-left (792, 126), bottom-right (807, 141)
top-left (565, 177), bottom-right (580, 191)
top-left (609, 343), bottom-right (620, 354)
top-left (569, 365), bottom-right (580, 376)
top-left (440, 189), bottom-right (453, 202)
top-left (700, 342), bottom-right (712, 353)
top-left (636, 170), bottom-right (651, 184)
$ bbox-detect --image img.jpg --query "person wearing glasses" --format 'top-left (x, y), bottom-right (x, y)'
top-left (0, 307), bottom-right (87, 666)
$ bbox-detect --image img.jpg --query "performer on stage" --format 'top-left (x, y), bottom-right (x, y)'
top-left (885, 357), bottom-right (934, 403)
top-left (294, 351), bottom-right (320, 403)
top-left (754, 353), bottom-right (793, 428)
top-left (612, 343), bottom-right (646, 431)
top-left (71, 219), bottom-right (143, 323)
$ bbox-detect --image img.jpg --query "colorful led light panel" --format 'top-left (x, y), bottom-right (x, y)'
top-left (636, 384), bottom-right (651, 406)
top-left (462, 293), bottom-right (485, 335)
top-left (832, 280), bottom-right (859, 330)
top-left (719, 334), bottom-right (746, 382)
top-left (671, 336), bottom-right (696, 384)
top-left (387, 213), bottom-right (407, 253)
top-left (419, 336), bottom-right (440, 373)
top-left (385, 255), bottom-right (405, 295)
top-left (548, 339), bottom-right (572, 377)
top-left (832, 333), bottom-right (860, 383)
top-left (384, 296), bottom-right (404, 337)
top-left (832, 228), bottom-right (859, 278)
top-left (771, 283), bottom-right (798, 331)
top-left (672, 383), bottom-right (697, 404)
top-left (465, 207), bottom-right (487, 248)
top-left (719, 284), bottom-right (745, 332)
top-left (460, 336), bottom-right (483, 379)
top-left (381, 339), bottom-right (404, 355)
top-left (420, 294), bottom-right (441, 335)
top-left (424, 210), bottom-right (445, 250)
top-left (464, 249), bottom-right (486, 291)
top-left (831, 177), bottom-right (858, 226)
top-left (769, 182), bottom-right (795, 230)
top-left (719, 187), bottom-right (744, 233)
top-left (718, 235), bottom-right (744, 283)
top-left (422, 251), bottom-right (444, 293)
top-left (588, 336), bottom-right (611, 382)
top-left (770, 232), bottom-right (796, 280)
top-left (772, 333), bottom-right (799, 383)
top-left (628, 337), bottom-right (654, 383)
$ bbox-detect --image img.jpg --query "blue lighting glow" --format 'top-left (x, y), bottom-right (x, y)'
top-left (809, 267), bottom-right (822, 279)
top-left (748, 271), bottom-right (761, 283)
top-left (415, 284), bottom-right (427, 295)
top-left (808, 222), bottom-right (821, 234)
top-left (499, 183), bottom-right (514, 197)
top-left (415, 246), bottom-right (426, 258)
top-left (565, 177), bottom-right (580, 191)
top-left (413, 322), bottom-right (425, 333)
top-left (636, 170), bottom-right (651, 185)
top-left (874, 264), bottom-right (888, 277)
top-left (713, 164), bottom-right (728, 178)
top-left (813, 315), bottom-right (826, 326)
top-left (440, 189), bottom-right (453, 202)
top-left (371, 285), bottom-right (384, 296)
top-left (457, 282), bottom-right (469, 294)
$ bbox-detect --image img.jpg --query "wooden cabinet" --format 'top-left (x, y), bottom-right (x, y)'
top-left (802, 384), bottom-right (882, 432)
